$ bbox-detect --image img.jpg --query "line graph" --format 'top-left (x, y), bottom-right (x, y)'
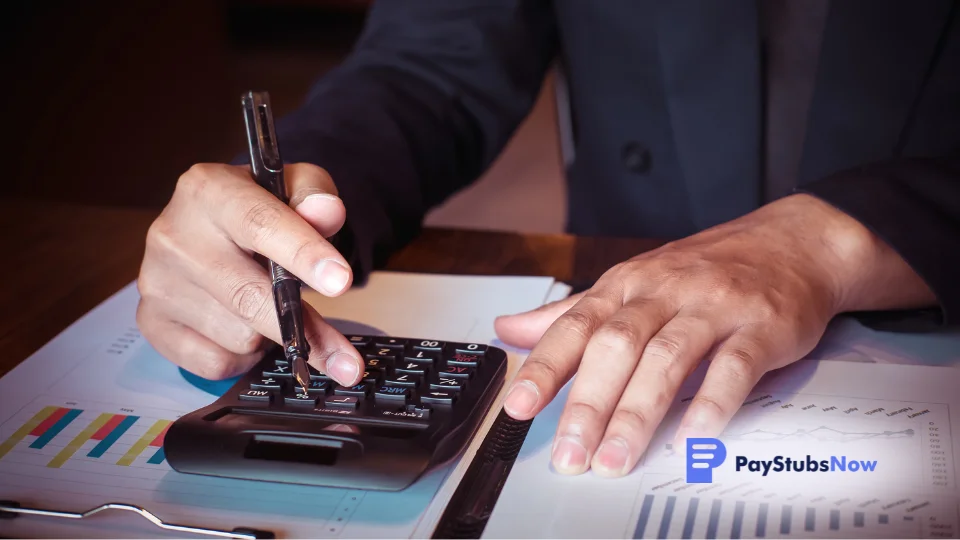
top-left (726, 426), bottom-right (916, 443)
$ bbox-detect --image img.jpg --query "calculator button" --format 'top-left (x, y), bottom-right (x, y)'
top-left (413, 340), bottom-right (444, 352)
top-left (347, 335), bottom-right (371, 347)
top-left (385, 373), bottom-right (419, 388)
top-left (361, 369), bottom-right (382, 385)
top-left (263, 365), bottom-right (292, 378)
top-left (404, 350), bottom-right (439, 365)
top-left (250, 378), bottom-right (282, 391)
top-left (396, 362), bottom-right (429, 376)
top-left (334, 383), bottom-right (370, 398)
top-left (309, 372), bottom-right (333, 382)
top-left (375, 385), bottom-right (410, 402)
top-left (439, 365), bottom-right (474, 379)
top-left (284, 393), bottom-right (318, 407)
top-left (274, 358), bottom-right (289, 367)
top-left (239, 389), bottom-right (272, 402)
top-left (452, 342), bottom-right (488, 355)
top-left (406, 403), bottom-right (432, 419)
top-left (430, 377), bottom-right (466, 391)
top-left (374, 338), bottom-right (406, 350)
top-left (420, 390), bottom-right (456, 406)
top-left (364, 356), bottom-right (395, 369)
top-left (368, 347), bottom-right (400, 359)
top-left (306, 380), bottom-right (330, 395)
top-left (324, 395), bottom-right (360, 409)
top-left (446, 353), bottom-right (481, 367)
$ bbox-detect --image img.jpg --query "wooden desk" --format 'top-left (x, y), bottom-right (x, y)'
top-left (0, 198), bottom-right (665, 376)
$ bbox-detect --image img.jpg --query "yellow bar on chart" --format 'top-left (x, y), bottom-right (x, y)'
top-left (47, 413), bottom-right (113, 468)
top-left (117, 419), bottom-right (170, 466)
top-left (0, 406), bottom-right (59, 460)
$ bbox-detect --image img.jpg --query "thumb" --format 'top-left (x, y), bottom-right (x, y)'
top-left (494, 292), bottom-right (585, 350)
top-left (286, 163), bottom-right (346, 238)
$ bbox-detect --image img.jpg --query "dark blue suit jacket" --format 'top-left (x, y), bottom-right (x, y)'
top-left (268, 0), bottom-right (960, 327)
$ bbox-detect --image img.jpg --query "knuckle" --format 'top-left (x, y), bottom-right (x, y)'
top-left (717, 347), bottom-right (758, 382)
top-left (239, 200), bottom-right (282, 247)
top-left (609, 407), bottom-right (650, 434)
top-left (234, 328), bottom-right (264, 356)
top-left (287, 238), bottom-right (317, 271)
top-left (226, 278), bottom-right (271, 325)
top-left (555, 309), bottom-right (599, 341)
top-left (566, 399), bottom-right (604, 422)
top-left (522, 355), bottom-right (564, 385)
top-left (642, 334), bottom-right (686, 373)
top-left (592, 319), bottom-right (639, 352)
top-left (197, 349), bottom-right (238, 380)
top-left (145, 216), bottom-right (178, 255)
top-left (177, 163), bottom-right (218, 198)
top-left (690, 393), bottom-right (730, 419)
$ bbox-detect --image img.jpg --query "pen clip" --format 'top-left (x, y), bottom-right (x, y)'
top-left (241, 91), bottom-right (286, 201)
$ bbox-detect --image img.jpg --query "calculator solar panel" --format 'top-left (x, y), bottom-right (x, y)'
top-left (164, 336), bottom-right (507, 491)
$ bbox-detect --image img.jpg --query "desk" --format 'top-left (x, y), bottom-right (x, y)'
top-left (0, 198), bottom-right (665, 377)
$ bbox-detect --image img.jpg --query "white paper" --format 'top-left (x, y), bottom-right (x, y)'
top-left (484, 324), bottom-right (960, 539)
top-left (0, 272), bottom-right (557, 539)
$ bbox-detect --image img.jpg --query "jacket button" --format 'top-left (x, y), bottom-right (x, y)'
top-left (621, 142), bottom-right (651, 174)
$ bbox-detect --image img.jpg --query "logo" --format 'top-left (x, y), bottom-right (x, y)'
top-left (686, 438), bottom-right (727, 483)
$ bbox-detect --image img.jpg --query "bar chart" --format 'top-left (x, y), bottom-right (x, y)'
top-left (0, 400), bottom-right (177, 469)
top-left (628, 473), bottom-right (957, 538)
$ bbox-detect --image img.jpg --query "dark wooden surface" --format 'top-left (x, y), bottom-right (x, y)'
top-left (0, 198), bottom-right (665, 376)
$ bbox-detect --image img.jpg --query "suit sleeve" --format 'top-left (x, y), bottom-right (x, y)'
top-left (254, 0), bottom-right (557, 282)
top-left (797, 153), bottom-right (960, 329)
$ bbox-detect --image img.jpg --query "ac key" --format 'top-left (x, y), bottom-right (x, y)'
top-left (439, 365), bottom-right (473, 379)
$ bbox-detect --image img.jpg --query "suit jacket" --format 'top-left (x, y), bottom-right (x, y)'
top-left (268, 0), bottom-right (960, 327)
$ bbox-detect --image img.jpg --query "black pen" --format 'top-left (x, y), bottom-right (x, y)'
top-left (241, 91), bottom-right (312, 395)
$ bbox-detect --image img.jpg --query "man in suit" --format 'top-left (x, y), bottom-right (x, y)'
top-left (137, 1), bottom-right (959, 477)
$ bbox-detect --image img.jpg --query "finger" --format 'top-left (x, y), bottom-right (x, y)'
top-left (209, 168), bottom-right (353, 297)
top-left (494, 292), bottom-right (585, 349)
top-left (673, 330), bottom-right (773, 446)
top-left (551, 300), bottom-right (673, 475)
top-left (137, 300), bottom-right (260, 380)
top-left (144, 279), bottom-right (266, 356)
top-left (503, 292), bottom-right (621, 422)
top-left (592, 315), bottom-right (716, 477)
top-left (285, 164), bottom-right (346, 239)
top-left (200, 251), bottom-right (364, 385)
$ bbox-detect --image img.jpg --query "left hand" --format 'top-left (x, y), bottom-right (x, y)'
top-left (494, 194), bottom-right (935, 477)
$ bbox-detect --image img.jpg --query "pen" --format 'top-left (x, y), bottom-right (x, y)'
top-left (241, 91), bottom-right (312, 395)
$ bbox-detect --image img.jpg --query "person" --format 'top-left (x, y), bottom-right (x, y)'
top-left (136, 1), bottom-right (960, 478)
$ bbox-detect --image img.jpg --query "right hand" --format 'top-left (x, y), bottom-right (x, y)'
top-left (137, 162), bottom-right (365, 386)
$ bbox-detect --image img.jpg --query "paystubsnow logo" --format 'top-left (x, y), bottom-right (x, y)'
top-left (685, 438), bottom-right (879, 484)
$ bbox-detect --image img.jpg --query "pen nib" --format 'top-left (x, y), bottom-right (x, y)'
top-left (292, 356), bottom-right (311, 395)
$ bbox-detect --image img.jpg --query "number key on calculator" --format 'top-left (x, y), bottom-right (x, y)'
top-left (165, 336), bottom-right (507, 491)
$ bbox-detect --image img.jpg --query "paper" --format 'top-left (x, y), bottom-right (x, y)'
top-left (484, 325), bottom-right (960, 539)
top-left (0, 272), bottom-right (559, 539)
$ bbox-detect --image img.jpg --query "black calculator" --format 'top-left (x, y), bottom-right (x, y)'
top-left (165, 335), bottom-right (507, 491)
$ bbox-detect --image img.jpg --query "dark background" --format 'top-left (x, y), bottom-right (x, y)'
top-left (2, 0), bottom-right (371, 208)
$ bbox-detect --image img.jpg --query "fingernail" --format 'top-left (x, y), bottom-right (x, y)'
top-left (326, 352), bottom-right (359, 384)
top-left (551, 435), bottom-right (587, 474)
top-left (296, 193), bottom-right (341, 215)
top-left (593, 438), bottom-right (630, 477)
top-left (503, 380), bottom-right (540, 417)
top-left (314, 259), bottom-right (350, 295)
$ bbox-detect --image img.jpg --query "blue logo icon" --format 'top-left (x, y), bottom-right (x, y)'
top-left (686, 438), bottom-right (727, 483)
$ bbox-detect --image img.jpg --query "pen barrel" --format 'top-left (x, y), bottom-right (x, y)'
top-left (270, 262), bottom-right (310, 359)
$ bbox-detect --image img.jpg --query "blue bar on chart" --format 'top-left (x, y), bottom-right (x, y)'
top-left (706, 499), bottom-right (722, 539)
top-left (805, 507), bottom-right (816, 531)
top-left (147, 446), bottom-right (166, 464)
top-left (756, 503), bottom-right (769, 538)
top-left (633, 495), bottom-right (655, 538)
top-left (731, 501), bottom-right (745, 539)
top-left (657, 496), bottom-right (676, 539)
top-left (681, 498), bottom-right (699, 539)
top-left (29, 409), bottom-right (83, 449)
top-left (830, 509), bottom-right (840, 530)
top-left (880, 514), bottom-right (889, 524)
top-left (780, 505), bottom-right (793, 535)
top-left (854, 511), bottom-right (865, 528)
top-left (87, 415), bottom-right (139, 458)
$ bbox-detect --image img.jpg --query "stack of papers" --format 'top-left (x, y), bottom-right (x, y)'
top-left (0, 272), bottom-right (569, 538)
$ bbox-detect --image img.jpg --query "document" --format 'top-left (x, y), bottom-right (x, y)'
top-left (484, 324), bottom-right (960, 539)
top-left (0, 272), bottom-right (560, 538)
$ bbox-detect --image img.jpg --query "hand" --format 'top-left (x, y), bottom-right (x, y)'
top-left (495, 194), bottom-right (935, 477)
top-left (137, 163), bottom-right (365, 386)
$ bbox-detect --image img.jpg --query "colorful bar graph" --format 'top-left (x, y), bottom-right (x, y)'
top-left (87, 414), bottom-right (139, 458)
top-left (117, 419), bottom-right (171, 466)
top-left (47, 413), bottom-right (113, 468)
top-left (0, 406), bottom-right (60, 460)
top-left (29, 408), bottom-right (82, 449)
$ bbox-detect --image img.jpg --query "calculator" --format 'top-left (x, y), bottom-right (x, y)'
top-left (164, 335), bottom-right (507, 491)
